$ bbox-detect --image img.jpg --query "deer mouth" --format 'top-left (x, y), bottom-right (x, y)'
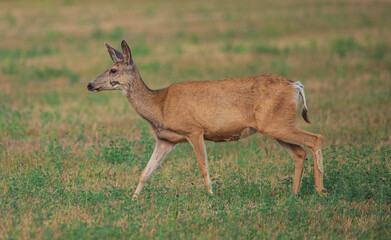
top-left (92, 87), bottom-right (102, 92)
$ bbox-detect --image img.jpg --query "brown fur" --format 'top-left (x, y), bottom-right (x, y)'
top-left (87, 40), bottom-right (327, 199)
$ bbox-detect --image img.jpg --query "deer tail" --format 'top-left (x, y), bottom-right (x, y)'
top-left (292, 81), bottom-right (311, 124)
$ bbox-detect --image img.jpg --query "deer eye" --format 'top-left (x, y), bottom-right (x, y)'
top-left (110, 69), bottom-right (117, 74)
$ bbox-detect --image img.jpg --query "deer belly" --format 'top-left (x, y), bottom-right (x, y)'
top-left (204, 127), bottom-right (257, 142)
top-left (155, 128), bottom-right (187, 143)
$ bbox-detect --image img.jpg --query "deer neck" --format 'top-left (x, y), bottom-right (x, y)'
top-left (123, 68), bottom-right (163, 127)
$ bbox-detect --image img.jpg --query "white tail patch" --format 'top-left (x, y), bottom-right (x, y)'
top-left (315, 150), bottom-right (324, 174)
top-left (291, 81), bottom-right (308, 110)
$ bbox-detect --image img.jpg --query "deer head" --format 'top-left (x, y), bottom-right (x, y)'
top-left (87, 40), bottom-right (137, 93)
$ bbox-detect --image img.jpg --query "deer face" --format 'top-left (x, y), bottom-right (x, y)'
top-left (87, 40), bottom-right (135, 93)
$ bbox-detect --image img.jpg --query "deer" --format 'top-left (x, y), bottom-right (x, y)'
top-left (87, 39), bottom-right (328, 200)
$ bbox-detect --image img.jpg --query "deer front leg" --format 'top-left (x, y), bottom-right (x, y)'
top-left (132, 139), bottom-right (175, 200)
top-left (187, 132), bottom-right (213, 194)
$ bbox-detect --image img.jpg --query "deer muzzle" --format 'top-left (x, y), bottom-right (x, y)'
top-left (87, 83), bottom-right (94, 91)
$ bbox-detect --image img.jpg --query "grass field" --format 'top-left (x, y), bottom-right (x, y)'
top-left (1, 0), bottom-right (390, 239)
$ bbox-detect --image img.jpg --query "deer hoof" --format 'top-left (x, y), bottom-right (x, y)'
top-left (317, 188), bottom-right (328, 197)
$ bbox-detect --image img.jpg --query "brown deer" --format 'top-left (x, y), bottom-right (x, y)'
top-left (87, 39), bottom-right (327, 200)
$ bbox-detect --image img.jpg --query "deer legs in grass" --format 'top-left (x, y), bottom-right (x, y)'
top-left (186, 132), bottom-right (213, 194)
top-left (277, 140), bottom-right (306, 194)
top-left (132, 139), bottom-right (175, 200)
top-left (271, 127), bottom-right (327, 196)
top-left (132, 133), bottom-right (213, 200)
top-left (133, 131), bottom-right (326, 200)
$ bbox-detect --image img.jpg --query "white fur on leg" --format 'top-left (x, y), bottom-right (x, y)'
top-left (315, 150), bottom-right (323, 174)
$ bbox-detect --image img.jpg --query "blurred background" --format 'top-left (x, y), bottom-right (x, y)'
top-left (0, 0), bottom-right (390, 238)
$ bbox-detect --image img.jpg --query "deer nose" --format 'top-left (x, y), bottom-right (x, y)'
top-left (87, 83), bottom-right (93, 91)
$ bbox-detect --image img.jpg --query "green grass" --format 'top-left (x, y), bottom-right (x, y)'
top-left (0, 0), bottom-right (390, 239)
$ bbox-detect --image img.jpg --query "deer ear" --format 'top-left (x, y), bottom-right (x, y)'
top-left (121, 39), bottom-right (133, 65)
top-left (105, 42), bottom-right (123, 62)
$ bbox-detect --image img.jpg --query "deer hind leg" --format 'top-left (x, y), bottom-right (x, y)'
top-left (277, 140), bottom-right (306, 194)
top-left (186, 132), bottom-right (213, 194)
top-left (132, 139), bottom-right (175, 200)
top-left (263, 126), bottom-right (327, 196)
